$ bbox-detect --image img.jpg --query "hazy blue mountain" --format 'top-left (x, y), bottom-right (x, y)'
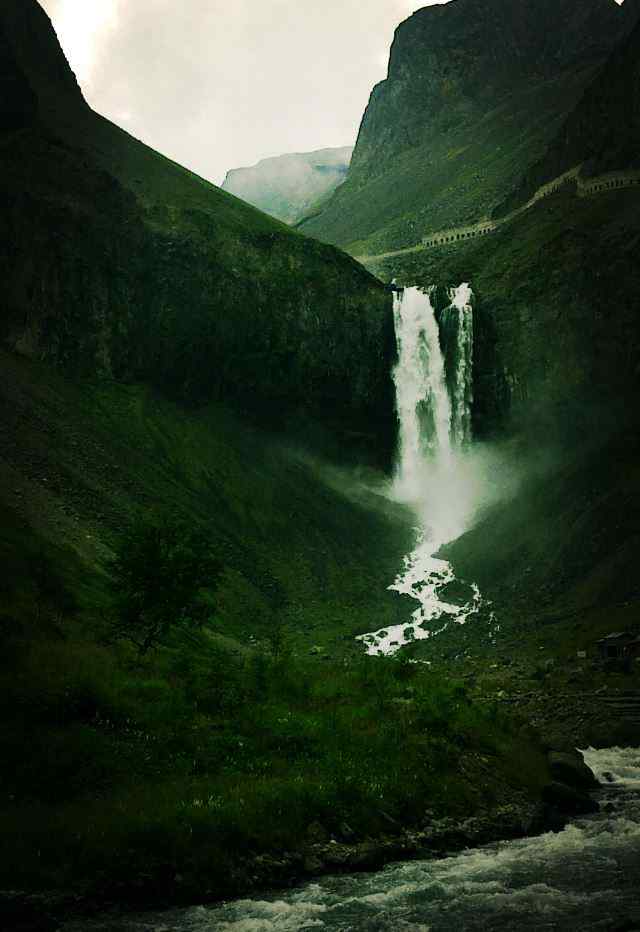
top-left (222, 146), bottom-right (353, 224)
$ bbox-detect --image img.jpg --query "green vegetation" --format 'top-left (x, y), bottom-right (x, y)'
top-left (303, 67), bottom-right (593, 256)
top-left (0, 586), bottom-right (549, 903)
top-left (0, 348), bottom-right (412, 657)
top-left (107, 518), bottom-right (224, 654)
top-left (0, 352), bottom-right (551, 905)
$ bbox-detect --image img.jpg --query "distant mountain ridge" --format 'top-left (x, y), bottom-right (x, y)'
top-left (222, 146), bottom-right (353, 225)
top-left (299, 0), bottom-right (634, 256)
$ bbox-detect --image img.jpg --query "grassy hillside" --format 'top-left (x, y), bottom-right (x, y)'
top-left (0, 350), bottom-right (413, 653)
top-left (498, 14), bottom-right (640, 215)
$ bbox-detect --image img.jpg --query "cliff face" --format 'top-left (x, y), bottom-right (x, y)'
top-left (222, 147), bottom-right (353, 225)
top-left (299, 0), bottom-right (630, 256)
top-left (0, 2), bottom-right (394, 454)
top-left (351, 0), bottom-right (624, 183)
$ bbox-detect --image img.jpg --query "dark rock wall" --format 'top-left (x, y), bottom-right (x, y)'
top-left (498, 10), bottom-right (640, 216)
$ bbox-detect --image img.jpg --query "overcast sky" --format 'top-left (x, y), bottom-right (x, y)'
top-left (39, 0), bottom-right (451, 185)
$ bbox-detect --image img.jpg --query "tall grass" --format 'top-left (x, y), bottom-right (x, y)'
top-left (0, 611), bottom-right (549, 900)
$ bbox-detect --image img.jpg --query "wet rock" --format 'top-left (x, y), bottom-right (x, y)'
top-left (438, 580), bottom-right (473, 606)
top-left (542, 780), bottom-right (599, 815)
top-left (306, 821), bottom-right (329, 844)
top-left (303, 855), bottom-right (324, 873)
top-left (321, 844), bottom-right (352, 868)
top-left (548, 749), bottom-right (599, 790)
top-left (339, 821), bottom-right (356, 842)
top-left (347, 842), bottom-right (386, 870)
top-left (0, 891), bottom-right (80, 932)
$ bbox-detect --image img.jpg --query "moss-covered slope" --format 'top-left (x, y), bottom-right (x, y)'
top-left (0, 0), bottom-right (394, 453)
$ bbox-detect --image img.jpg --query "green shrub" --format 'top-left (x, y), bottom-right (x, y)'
top-left (107, 516), bottom-right (224, 653)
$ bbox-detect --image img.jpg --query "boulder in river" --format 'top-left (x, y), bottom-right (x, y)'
top-left (548, 749), bottom-right (599, 790)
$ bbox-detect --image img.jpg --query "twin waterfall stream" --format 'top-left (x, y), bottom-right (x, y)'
top-left (358, 284), bottom-right (482, 657)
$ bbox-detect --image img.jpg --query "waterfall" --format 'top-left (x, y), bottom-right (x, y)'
top-left (441, 283), bottom-right (474, 446)
top-left (357, 283), bottom-right (484, 656)
top-left (392, 287), bottom-right (452, 504)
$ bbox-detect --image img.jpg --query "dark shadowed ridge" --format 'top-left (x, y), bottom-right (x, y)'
top-left (0, 0), bottom-right (395, 453)
top-left (497, 7), bottom-right (640, 214)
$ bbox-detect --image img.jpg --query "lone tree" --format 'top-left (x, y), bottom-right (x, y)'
top-left (108, 516), bottom-right (223, 654)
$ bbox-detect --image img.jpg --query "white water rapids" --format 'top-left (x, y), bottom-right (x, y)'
top-left (64, 747), bottom-right (640, 931)
top-left (357, 285), bottom-right (484, 656)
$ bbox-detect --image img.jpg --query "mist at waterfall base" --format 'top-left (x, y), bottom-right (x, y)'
top-left (358, 285), bottom-right (520, 656)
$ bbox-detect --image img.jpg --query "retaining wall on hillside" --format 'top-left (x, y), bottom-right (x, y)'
top-left (360, 167), bottom-right (640, 263)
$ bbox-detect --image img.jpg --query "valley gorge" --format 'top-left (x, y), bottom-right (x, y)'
top-left (2, 0), bottom-right (640, 929)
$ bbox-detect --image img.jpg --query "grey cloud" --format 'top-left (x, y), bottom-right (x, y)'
top-left (41, 1), bottom-right (448, 184)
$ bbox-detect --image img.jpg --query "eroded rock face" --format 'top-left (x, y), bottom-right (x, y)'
top-left (0, 24), bottom-right (37, 131)
top-left (548, 749), bottom-right (599, 791)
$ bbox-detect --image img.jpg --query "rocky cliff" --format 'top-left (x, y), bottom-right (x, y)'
top-left (0, 1), bottom-right (394, 454)
top-left (299, 0), bottom-right (631, 256)
top-left (222, 146), bottom-right (353, 225)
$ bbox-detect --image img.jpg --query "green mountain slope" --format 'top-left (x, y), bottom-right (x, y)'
top-left (0, 4), bottom-right (437, 904)
top-left (299, 0), bottom-right (632, 256)
top-left (0, 1), bottom-right (393, 451)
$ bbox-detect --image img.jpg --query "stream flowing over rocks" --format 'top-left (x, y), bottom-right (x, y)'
top-left (63, 747), bottom-right (640, 930)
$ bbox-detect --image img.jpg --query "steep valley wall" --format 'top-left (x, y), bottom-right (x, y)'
top-left (0, 0), bottom-right (395, 461)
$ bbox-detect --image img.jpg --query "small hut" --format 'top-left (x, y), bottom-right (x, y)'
top-left (596, 632), bottom-right (640, 662)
